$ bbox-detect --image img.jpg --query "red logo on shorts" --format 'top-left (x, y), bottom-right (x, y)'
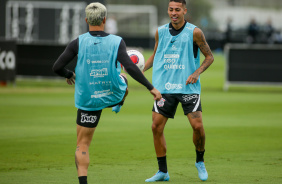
top-left (157, 98), bottom-right (166, 107)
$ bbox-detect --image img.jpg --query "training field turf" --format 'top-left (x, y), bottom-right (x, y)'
top-left (0, 52), bottom-right (281, 184)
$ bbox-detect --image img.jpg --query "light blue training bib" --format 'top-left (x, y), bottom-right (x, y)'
top-left (152, 22), bottom-right (201, 94)
top-left (75, 33), bottom-right (127, 111)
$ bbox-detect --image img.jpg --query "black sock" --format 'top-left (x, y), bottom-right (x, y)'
top-left (78, 176), bottom-right (87, 184)
top-left (157, 156), bottom-right (168, 173)
top-left (196, 150), bottom-right (205, 163)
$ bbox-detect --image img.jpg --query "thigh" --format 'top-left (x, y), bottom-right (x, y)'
top-left (76, 125), bottom-right (95, 146)
top-left (108, 74), bottom-right (128, 107)
top-left (178, 94), bottom-right (202, 115)
top-left (152, 94), bottom-right (179, 119)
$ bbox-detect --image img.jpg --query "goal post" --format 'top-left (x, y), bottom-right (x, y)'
top-left (5, 0), bottom-right (87, 44)
top-left (106, 4), bottom-right (158, 38)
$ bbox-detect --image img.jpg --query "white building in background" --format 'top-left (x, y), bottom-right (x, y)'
top-left (209, 0), bottom-right (282, 32)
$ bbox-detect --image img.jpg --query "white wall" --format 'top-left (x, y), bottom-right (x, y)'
top-left (212, 7), bottom-right (282, 32)
top-left (210, 0), bottom-right (282, 32)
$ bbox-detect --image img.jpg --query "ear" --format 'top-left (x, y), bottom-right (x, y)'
top-left (103, 17), bottom-right (106, 24)
top-left (85, 18), bottom-right (88, 24)
top-left (184, 8), bottom-right (187, 15)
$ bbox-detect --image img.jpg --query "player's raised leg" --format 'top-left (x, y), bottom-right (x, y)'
top-left (145, 112), bottom-right (170, 182)
top-left (75, 125), bottom-right (95, 184)
top-left (112, 73), bottom-right (129, 113)
top-left (187, 111), bottom-right (208, 181)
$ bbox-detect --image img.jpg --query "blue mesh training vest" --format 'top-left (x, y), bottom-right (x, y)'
top-left (152, 22), bottom-right (201, 94)
top-left (75, 33), bottom-right (127, 111)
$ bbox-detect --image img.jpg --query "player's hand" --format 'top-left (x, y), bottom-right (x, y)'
top-left (66, 72), bottom-right (76, 85)
top-left (150, 88), bottom-right (162, 101)
top-left (142, 68), bottom-right (146, 75)
top-left (186, 72), bottom-right (199, 85)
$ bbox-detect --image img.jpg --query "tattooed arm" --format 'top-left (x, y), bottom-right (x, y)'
top-left (186, 28), bottom-right (214, 85)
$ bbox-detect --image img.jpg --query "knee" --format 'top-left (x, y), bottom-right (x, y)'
top-left (192, 121), bottom-right (204, 132)
top-left (125, 88), bottom-right (129, 97)
top-left (120, 73), bottom-right (127, 78)
top-left (151, 123), bottom-right (163, 135)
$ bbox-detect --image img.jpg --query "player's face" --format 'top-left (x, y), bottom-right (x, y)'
top-left (168, 2), bottom-right (187, 26)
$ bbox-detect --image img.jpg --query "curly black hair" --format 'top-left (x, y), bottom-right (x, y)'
top-left (169, 0), bottom-right (186, 6)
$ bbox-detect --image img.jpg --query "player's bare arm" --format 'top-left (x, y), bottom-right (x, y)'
top-left (186, 28), bottom-right (214, 85)
top-left (143, 30), bottom-right (159, 72)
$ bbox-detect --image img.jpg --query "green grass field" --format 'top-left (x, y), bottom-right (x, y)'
top-left (0, 52), bottom-right (281, 184)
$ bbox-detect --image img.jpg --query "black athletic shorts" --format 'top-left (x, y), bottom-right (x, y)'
top-left (152, 94), bottom-right (202, 119)
top-left (77, 109), bottom-right (102, 128)
top-left (76, 75), bottom-right (128, 128)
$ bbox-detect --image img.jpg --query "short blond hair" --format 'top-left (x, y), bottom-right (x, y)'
top-left (85, 2), bottom-right (107, 26)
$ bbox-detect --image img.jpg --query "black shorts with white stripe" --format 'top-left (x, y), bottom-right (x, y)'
top-left (152, 94), bottom-right (202, 119)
